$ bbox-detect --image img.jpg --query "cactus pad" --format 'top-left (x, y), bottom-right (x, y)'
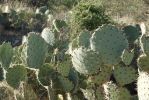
top-left (53, 75), bottom-right (74, 92)
top-left (122, 49), bottom-right (134, 65)
top-left (6, 65), bottom-right (27, 89)
top-left (90, 25), bottom-right (128, 66)
top-left (119, 88), bottom-right (131, 100)
top-left (38, 63), bottom-right (55, 86)
top-left (71, 47), bottom-right (102, 75)
top-left (141, 35), bottom-right (149, 55)
top-left (138, 56), bottom-right (149, 73)
top-left (0, 43), bottom-right (13, 70)
top-left (91, 66), bottom-right (112, 85)
top-left (123, 25), bottom-right (141, 43)
top-left (27, 33), bottom-right (48, 69)
top-left (41, 27), bottom-right (55, 46)
top-left (78, 31), bottom-right (91, 48)
top-left (113, 66), bottom-right (137, 86)
top-left (57, 60), bottom-right (71, 77)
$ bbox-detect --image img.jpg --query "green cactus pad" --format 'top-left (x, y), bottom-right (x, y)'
top-left (119, 88), bottom-right (131, 100)
top-left (113, 66), bottom-right (137, 86)
top-left (6, 65), bottom-right (27, 89)
top-left (57, 60), bottom-right (71, 77)
top-left (91, 66), bottom-right (112, 85)
top-left (95, 87), bottom-right (105, 100)
top-left (71, 47), bottom-right (102, 75)
top-left (53, 75), bottom-right (74, 92)
top-left (141, 35), bottom-right (149, 56)
top-left (122, 49), bottom-right (134, 65)
top-left (123, 25), bottom-right (141, 43)
top-left (137, 72), bottom-right (149, 100)
top-left (38, 63), bottom-right (55, 86)
top-left (0, 43), bottom-right (13, 70)
top-left (138, 56), bottom-right (149, 73)
top-left (41, 27), bottom-right (55, 46)
top-left (27, 33), bottom-right (48, 69)
top-left (78, 31), bottom-right (91, 48)
top-left (90, 25), bottom-right (128, 66)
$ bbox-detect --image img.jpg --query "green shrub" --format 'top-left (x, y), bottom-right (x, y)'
top-left (71, 3), bottom-right (112, 32)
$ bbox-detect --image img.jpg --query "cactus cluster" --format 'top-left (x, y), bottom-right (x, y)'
top-left (0, 4), bottom-right (149, 99)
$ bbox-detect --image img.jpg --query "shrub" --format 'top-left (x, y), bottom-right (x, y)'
top-left (71, 2), bottom-right (112, 32)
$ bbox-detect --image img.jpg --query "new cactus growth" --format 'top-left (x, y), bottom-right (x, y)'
top-left (90, 25), bottom-right (128, 66)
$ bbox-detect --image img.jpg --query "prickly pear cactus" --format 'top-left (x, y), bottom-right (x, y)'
top-left (0, 43), bottom-right (13, 70)
top-left (137, 71), bottom-right (149, 100)
top-left (91, 66), bottom-right (112, 85)
top-left (53, 75), bottom-right (74, 92)
top-left (122, 49), bottom-right (134, 65)
top-left (41, 27), bottom-right (55, 46)
top-left (118, 88), bottom-right (131, 100)
top-left (38, 63), bottom-right (55, 86)
top-left (95, 87), bottom-right (105, 100)
top-left (138, 56), bottom-right (149, 73)
top-left (90, 25), bottom-right (128, 66)
top-left (6, 65), bottom-right (27, 89)
top-left (123, 24), bottom-right (141, 43)
top-left (113, 66), bottom-right (137, 86)
top-left (141, 35), bottom-right (149, 55)
top-left (71, 47), bottom-right (102, 75)
top-left (77, 31), bottom-right (91, 48)
top-left (57, 59), bottom-right (71, 77)
top-left (26, 33), bottom-right (48, 69)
